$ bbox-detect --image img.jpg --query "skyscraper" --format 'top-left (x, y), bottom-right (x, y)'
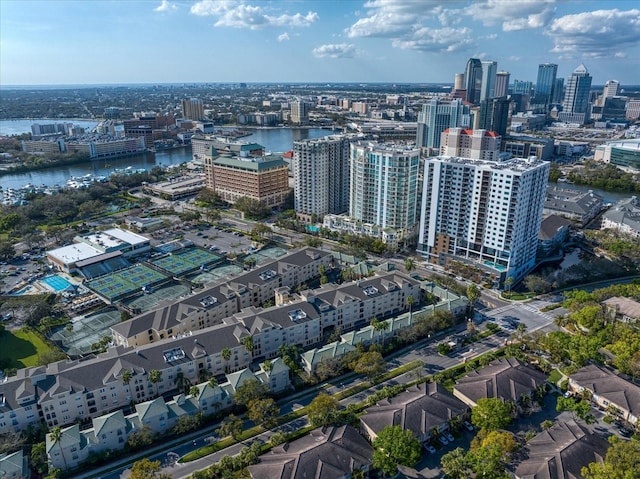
top-left (291, 100), bottom-right (308, 125)
top-left (417, 156), bottom-right (549, 285)
top-left (349, 141), bottom-right (420, 241)
top-left (603, 80), bottom-right (620, 99)
top-left (464, 58), bottom-right (483, 105)
top-left (533, 63), bottom-right (558, 112)
top-left (512, 80), bottom-right (533, 95)
top-left (181, 98), bottom-right (204, 120)
top-left (480, 61), bottom-right (498, 102)
top-left (560, 64), bottom-right (592, 123)
top-left (553, 78), bottom-right (565, 105)
top-left (478, 97), bottom-right (510, 137)
top-left (494, 71), bottom-right (510, 98)
top-left (416, 98), bottom-right (471, 150)
top-left (292, 135), bottom-right (350, 220)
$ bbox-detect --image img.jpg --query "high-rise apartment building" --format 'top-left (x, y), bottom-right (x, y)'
top-left (464, 58), bottom-right (483, 105)
top-left (478, 97), bottom-right (510, 138)
top-left (494, 71), bottom-right (510, 98)
top-left (533, 63), bottom-right (558, 112)
top-left (293, 136), bottom-right (350, 220)
top-left (349, 141), bottom-right (421, 242)
top-left (480, 61), bottom-right (498, 102)
top-left (418, 157), bottom-right (549, 285)
top-left (603, 80), bottom-right (620, 99)
top-left (291, 100), bottom-right (309, 125)
top-left (440, 128), bottom-right (501, 161)
top-left (416, 99), bottom-right (471, 150)
top-left (560, 64), bottom-right (592, 124)
top-left (181, 98), bottom-right (205, 120)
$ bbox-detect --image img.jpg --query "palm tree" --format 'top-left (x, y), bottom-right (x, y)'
top-left (121, 369), bottom-right (133, 387)
top-left (404, 257), bottom-right (415, 272)
top-left (504, 276), bottom-right (514, 293)
top-left (49, 426), bottom-right (67, 470)
top-left (371, 317), bottom-right (390, 348)
top-left (241, 336), bottom-right (254, 357)
top-left (198, 367), bottom-right (211, 383)
top-left (208, 377), bottom-right (218, 389)
top-left (189, 385), bottom-right (201, 398)
top-left (148, 369), bottom-right (162, 398)
top-left (174, 372), bottom-right (191, 395)
top-left (221, 347), bottom-right (232, 373)
top-left (406, 295), bottom-right (415, 320)
top-left (262, 359), bottom-right (273, 374)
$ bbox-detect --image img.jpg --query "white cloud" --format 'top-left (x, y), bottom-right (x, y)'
top-left (154, 0), bottom-right (177, 12)
top-left (278, 32), bottom-right (290, 42)
top-left (466, 0), bottom-right (556, 31)
top-left (547, 9), bottom-right (640, 59)
top-left (313, 43), bottom-right (356, 59)
top-left (346, 0), bottom-right (444, 38)
top-left (392, 27), bottom-right (473, 53)
top-left (190, 1), bottom-right (318, 29)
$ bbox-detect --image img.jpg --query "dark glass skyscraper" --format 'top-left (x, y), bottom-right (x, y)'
top-left (562, 64), bottom-right (592, 114)
top-left (464, 58), bottom-right (483, 105)
top-left (479, 97), bottom-right (510, 138)
top-left (533, 63), bottom-right (557, 112)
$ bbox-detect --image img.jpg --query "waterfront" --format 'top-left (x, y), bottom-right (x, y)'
top-left (0, 122), bottom-right (333, 190)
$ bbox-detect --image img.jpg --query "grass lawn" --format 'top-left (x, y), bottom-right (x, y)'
top-left (547, 369), bottom-right (563, 386)
top-left (0, 328), bottom-right (56, 368)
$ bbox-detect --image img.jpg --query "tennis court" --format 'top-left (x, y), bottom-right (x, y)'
top-left (123, 283), bottom-right (191, 313)
top-left (85, 264), bottom-right (169, 302)
top-left (50, 308), bottom-right (121, 357)
top-left (151, 247), bottom-right (221, 276)
top-left (245, 246), bottom-right (288, 263)
top-left (189, 264), bottom-right (243, 285)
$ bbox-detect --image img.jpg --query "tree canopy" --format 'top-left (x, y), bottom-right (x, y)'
top-left (582, 436), bottom-right (640, 479)
top-left (372, 425), bottom-right (421, 477)
top-left (308, 393), bottom-right (339, 428)
top-left (233, 378), bottom-right (268, 407)
top-left (471, 398), bottom-right (514, 431)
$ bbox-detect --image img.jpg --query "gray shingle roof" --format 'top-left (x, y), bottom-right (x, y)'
top-left (360, 382), bottom-right (468, 439)
top-left (570, 364), bottom-right (640, 417)
top-left (248, 425), bottom-right (373, 479)
top-left (514, 420), bottom-right (609, 479)
top-left (454, 357), bottom-right (547, 405)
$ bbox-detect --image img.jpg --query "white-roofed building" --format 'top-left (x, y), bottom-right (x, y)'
top-left (47, 228), bottom-right (150, 273)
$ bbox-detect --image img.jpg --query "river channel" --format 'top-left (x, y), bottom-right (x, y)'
top-left (0, 120), bottom-right (333, 190)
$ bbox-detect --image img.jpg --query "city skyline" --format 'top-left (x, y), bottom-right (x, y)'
top-left (1, 0), bottom-right (639, 86)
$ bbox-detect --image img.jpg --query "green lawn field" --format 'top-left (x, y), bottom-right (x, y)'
top-left (0, 328), bottom-right (56, 368)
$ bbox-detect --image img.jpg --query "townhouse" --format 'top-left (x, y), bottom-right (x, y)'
top-left (569, 364), bottom-right (640, 425)
top-left (46, 358), bottom-right (289, 471)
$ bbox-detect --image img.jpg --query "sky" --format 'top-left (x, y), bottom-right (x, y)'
top-left (1, 0), bottom-right (639, 86)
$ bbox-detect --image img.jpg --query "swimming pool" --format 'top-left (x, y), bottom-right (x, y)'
top-left (41, 275), bottom-right (74, 292)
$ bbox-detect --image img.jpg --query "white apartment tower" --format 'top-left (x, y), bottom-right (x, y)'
top-left (418, 157), bottom-right (549, 285)
top-left (293, 135), bottom-right (350, 220)
top-left (349, 141), bottom-right (421, 242)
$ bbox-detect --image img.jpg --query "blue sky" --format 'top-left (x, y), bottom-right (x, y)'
top-left (1, 0), bottom-right (639, 86)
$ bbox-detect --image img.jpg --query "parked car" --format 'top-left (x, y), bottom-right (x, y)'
top-left (445, 432), bottom-right (455, 442)
top-left (439, 435), bottom-right (449, 446)
top-left (424, 444), bottom-right (437, 454)
top-left (463, 421), bottom-right (474, 432)
top-left (619, 427), bottom-right (633, 438)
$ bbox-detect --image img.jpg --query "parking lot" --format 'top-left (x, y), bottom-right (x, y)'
top-left (182, 224), bottom-right (253, 256)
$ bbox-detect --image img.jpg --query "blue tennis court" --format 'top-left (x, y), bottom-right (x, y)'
top-left (41, 275), bottom-right (74, 292)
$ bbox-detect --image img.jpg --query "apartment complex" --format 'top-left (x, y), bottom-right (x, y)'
top-left (290, 100), bottom-right (308, 125)
top-left (439, 128), bottom-right (501, 161)
top-left (292, 135), bottom-right (350, 221)
top-left (203, 147), bottom-right (290, 207)
top-left (0, 263), bottom-right (420, 435)
top-left (111, 247), bottom-right (334, 348)
top-left (418, 156), bottom-right (549, 285)
top-left (45, 358), bottom-right (289, 470)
